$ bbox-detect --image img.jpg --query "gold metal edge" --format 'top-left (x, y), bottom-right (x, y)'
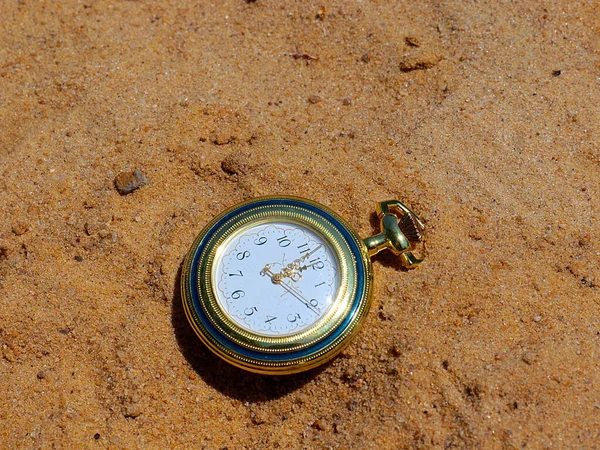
top-left (199, 208), bottom-right (355, 352)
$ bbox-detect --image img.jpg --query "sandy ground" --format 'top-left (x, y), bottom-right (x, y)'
top-left (1, 1), bottom-right (599, 448)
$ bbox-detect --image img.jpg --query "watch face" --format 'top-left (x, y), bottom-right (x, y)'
top-left (213, 222), bottom-right (340, 337)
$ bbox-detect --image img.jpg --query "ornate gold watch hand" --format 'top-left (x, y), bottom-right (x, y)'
top-left (275, 244), bottom-right (324, 282)
top-left (290, 244), bottom-right (322, 267)
top-left (260, 265), bottom-right (320, 314)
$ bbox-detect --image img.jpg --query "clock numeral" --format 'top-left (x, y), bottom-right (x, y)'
top-left (297, 242), bottom-right (310, 253)
top-left (310, 257), bottom-right (325, 270)
top-left (236, 250), bottom-right (250, 260)
top-left (314, 281), bottom-right (325, 288)
top-left (309, 298), bottom-right (319, 307)
top-left (287, 313), bottom-right (301, 323)
top-left (244, 307), bottom-right (257, 316)
top-left (229, 270), bottom-right (243, 277)
top-left (231, 289), bottom-right (245, 300)
top-left (254, 236), bottom-right (267, 246)
top-left (265, 315), bottom-right (277, 323)
top-left (277, 236), bottom-right (291, 248)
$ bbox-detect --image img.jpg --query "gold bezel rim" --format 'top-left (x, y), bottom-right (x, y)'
top-left (199, 207), bottom-right (357, 352)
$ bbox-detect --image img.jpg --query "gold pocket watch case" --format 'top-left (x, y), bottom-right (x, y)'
top-left (181, 196), bottom-right (425, 375)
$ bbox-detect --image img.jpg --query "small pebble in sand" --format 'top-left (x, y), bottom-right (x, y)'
top-left (399, 50), bottom-right (442, 72)
top-left (84, 221), bottom-right (100, 236)
top-left (533, 315), bottom-right (542, 322)
top-left (378, 307), bottom-right (392, 321)
top-left (221, 150), bottom-right (255, 176)
top-left (312, 419), bottom-right (326, 431)
top-left (521, 351), bottom-right (537, 365)
top-left (308, 94), bottom-right (322, 104)
top-left (342, 97), bottom-right (352, 106)
top-left (389, 343), bottom-right (403, 357)
top-left (123, 404), bottom-right (142, 419)
top-left (361, 53), bottom-right (370, 63)
top-left (114, 170), bottom-right (149, 195)
top-left (209, 132), bottom-right (234, 145)
top-left (250, 409), bottom-right (267, 425)
top-left (404, 36), bottom-right (421, 47)
top-left (12, 221), bottom-right (29, 236)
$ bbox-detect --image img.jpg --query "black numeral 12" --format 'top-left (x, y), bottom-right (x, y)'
top-left (310, 257), bottom-right (325, 270)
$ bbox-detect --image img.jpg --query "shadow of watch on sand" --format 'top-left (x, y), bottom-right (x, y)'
top-left (171, 265), bottom-right (323, 402)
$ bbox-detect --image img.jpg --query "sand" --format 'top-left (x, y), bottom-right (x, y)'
top-left (1, 1), bottom-right (599, 448)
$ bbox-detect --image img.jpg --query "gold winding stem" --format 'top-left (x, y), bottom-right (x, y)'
top-left (363, 232), bottom-right (391, 257)
top-left (363, 200), bottom-right (426, 268)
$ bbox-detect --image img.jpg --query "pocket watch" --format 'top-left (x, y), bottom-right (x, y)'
top-left (181, 196), bottom-right (425, 375)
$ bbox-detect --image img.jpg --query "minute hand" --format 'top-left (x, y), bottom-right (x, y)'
top-left (260, 267), bottom-right (320, 314)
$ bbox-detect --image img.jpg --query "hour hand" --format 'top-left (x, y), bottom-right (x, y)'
top-left (284, 244), bottom-right (322, 268)
top-left (260, 265), bottom-right (284, 284)
top-left (283, 244), bottom-right (323, 280)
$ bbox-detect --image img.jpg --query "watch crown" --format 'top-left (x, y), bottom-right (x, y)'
top-left (362, 199), bottom-right (426, 268)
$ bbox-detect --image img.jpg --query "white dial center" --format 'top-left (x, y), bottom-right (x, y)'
top-left (213, 222), bottom-right (340, 336)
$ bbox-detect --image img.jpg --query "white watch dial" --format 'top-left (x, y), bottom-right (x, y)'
top-left (213, 222), bottom-right (340, 336)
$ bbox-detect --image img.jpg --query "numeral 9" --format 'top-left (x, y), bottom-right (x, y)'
top-left (254, 236), bottom-right (267, 246)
